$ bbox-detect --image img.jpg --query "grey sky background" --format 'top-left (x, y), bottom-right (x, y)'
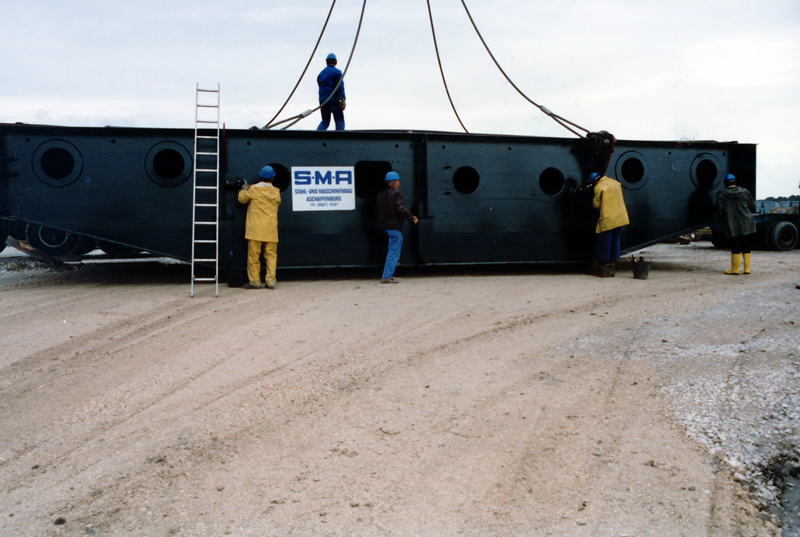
top-left (3, 0), bottom-right (799, 197)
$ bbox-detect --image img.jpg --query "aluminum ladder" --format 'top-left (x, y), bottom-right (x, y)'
top-left (191, 84), bottom-right (221, 297)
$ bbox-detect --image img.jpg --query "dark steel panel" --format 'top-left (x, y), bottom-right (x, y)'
top-left (0, 123), bottom-right (756, 272)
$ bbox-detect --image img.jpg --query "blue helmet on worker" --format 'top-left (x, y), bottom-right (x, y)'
top-left (326, 53), bottom-right (337, 62)
top-left (385, 171), bottom-right (401, 182)
top-left (724, 173), bottom-right (736, 185)
top-left (259, 165), bottom-right (275, 179)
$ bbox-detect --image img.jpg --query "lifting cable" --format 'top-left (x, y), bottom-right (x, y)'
top-left (263, 0), bottom-right (338, 129)
top-left (427, 0), bottom-right (468, 133)
top-left (268, 0), bottom-right (368, 130)
top-left (267, 0), bottom-right (589, 137)
top-left (459, 0), bottom-right (589, 138)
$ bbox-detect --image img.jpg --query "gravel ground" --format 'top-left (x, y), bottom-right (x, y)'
top-left (558, 283), bottom-right (800, 532)
top-left (0, 242), bottom-right (798, 536)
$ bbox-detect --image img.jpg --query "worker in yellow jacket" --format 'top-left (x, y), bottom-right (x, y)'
top-left (238, 166), bottom-right (281, 289)
top-left (591, 173), bottom-right (630, 277)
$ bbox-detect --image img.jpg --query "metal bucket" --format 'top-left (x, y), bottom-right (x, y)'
top-left (631, 254), bottom-right (651, 280)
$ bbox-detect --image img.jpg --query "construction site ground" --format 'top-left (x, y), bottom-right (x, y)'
top-left (1, 242), bottom-right (798, 536)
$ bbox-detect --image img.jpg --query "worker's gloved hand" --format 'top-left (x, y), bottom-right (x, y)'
top-left (338, 99), bottom-right (346, 111)
top-left (228, 177), bottom-right (246, 191)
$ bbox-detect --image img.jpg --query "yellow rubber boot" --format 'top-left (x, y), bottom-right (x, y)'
top-left (725, 254), bottom-right (740, 275)
top-left (742, 253), bottom-right (751, 274)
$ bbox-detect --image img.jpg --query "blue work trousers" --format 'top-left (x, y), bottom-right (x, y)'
top-left (382, 230), bottom-right (403, 279)
top-left (317, 102), bottom-right (345, 131)
top-left (596, 228), bottom-right (622, 262)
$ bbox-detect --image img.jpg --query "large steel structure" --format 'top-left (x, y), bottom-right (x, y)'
top-left (0, 122), bottom-right (756, 282)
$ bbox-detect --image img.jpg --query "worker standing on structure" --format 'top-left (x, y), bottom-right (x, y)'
top-left (715, 173), bottom-right (756, 275)
top-left (591, 172), bottom-right (630, 277)
top-left (316, 53), bottom-right (346, 131)
top-left (238, 166), bottom-right (282, 289)
top-left (375, 171), bottom-right (418, 283)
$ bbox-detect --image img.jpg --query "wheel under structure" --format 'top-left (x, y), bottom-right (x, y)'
top-left (767, 221), bottom-right (798, 251)
top-left (73, 236), bottom-right (98, 256)
top-left (25, 223), bottom-right (83, 257)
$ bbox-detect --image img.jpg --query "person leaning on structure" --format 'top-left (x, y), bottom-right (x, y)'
top-left (238, 166), bottom-right (282, 289)
top-left (375, 171), bottom-right (418, 283)
top-left (316, 53), bottom-right (346, 131)
top-left (591, 172), bottom-right (630, 277)
top-left (715, 173), bottom-right (756, 275)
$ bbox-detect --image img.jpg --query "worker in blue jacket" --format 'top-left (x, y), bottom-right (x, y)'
top-left (316, 53), bottom-right (346, 131)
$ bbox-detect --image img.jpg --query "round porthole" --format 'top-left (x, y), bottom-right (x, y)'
top-left (145, 141), bottom-right (192, 187)
top-left (614, 151), bottom-right (648, 190)
top-left (32, 140), bottom-right (83, 186)
top-left (269, 163), bottom-right (291, 193)
top-left (453, 166), bottom-right (480, 195)
top-left (539, 167), bottom-right (565, 196)
top-left (690, 153), bottom-right (721, 191)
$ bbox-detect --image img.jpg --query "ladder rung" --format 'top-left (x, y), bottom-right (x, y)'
top-left (193, 277), bottom-right (217, 282)
top-left (197, 152), bottom-right (218, 156)
top-left (198, 89), bottom-right (218, 93)
top-left (195, 222), bottom-right (217, 226)
top-left (198, 104), bottom-right (218, 108)
top-left (196, 169), bottom-right (217, 173)
top-left (194, 258), bottom-right (217, 262)
top-left (197, 120), bottom-right (218, 124)
top-left (196, 203), bottom-right (217, 208)
top-left (197, 136), bottom-right (218, 139)
top-left (196, 186), bottom-right (217, 190)
top-left (194, 239), bottom-right (216, 243)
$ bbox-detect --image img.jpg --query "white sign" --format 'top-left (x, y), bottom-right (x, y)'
top-left (291, 166), bottom-right (356, 211)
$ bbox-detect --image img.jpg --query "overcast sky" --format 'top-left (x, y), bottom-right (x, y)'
top-left (3, 0), bottom-right (799, 197)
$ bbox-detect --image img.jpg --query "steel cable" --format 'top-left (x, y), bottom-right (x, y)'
top-left (427, 0), bottom-right (468, 133)
top-left (263, 0), bottom-right (338, 129)
top-left (459, 0), bottom-right (589, 138)
top-left (279, 0), bottom-right (368, 130)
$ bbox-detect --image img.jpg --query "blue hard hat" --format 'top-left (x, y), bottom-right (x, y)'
top-left (259, 165), bottom-right (275, 179)
top-left (589, 172), bottom-right (601, 182)
top-left (326, 53), bottom-right (337, 61)
top-left (385, 171), bottom-right (401, 182)
top-left (724, 173), bottom-right (736, 183)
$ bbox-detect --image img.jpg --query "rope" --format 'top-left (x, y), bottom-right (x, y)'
top-left (279, 0), bottom-right (368, 130)
top-left (263, 0), bottom-right (338, 129)
top-left (427, 0), bottom-right (468, 133)
top-left (459, 0), bottom-right (589, 138)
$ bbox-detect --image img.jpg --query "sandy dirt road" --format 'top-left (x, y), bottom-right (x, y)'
top-left (0, 243), bottom-right (798, 536)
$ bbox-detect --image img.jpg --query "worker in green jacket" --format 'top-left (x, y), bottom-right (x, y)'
top-left (238, 166), bottom-right (282, 289)
top-left (715, 173), bottom-right (756, 275)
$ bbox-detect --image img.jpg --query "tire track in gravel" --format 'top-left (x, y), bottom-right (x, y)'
top-left (3, 278), bottom-right (600, 531)
top-left (60, 294), bottom-right (596, 534)
top-left (121, 284), bottom-right (684, 532)
top-left (0, 296), bottom-right (232, 484)
top-left (1, 278), bottom-right (464, 502)
top-left (122, 267), bottom-right (728, 466)
top-left (0, 295), bottom-right (210, 390)
top-left (216, 274), bottom-right (727, 534)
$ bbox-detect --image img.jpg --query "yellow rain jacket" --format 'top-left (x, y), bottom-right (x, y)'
top-left (238, 182), bottom-right (281, 241)
top-left (592, 176), bottom-right (630, 233)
